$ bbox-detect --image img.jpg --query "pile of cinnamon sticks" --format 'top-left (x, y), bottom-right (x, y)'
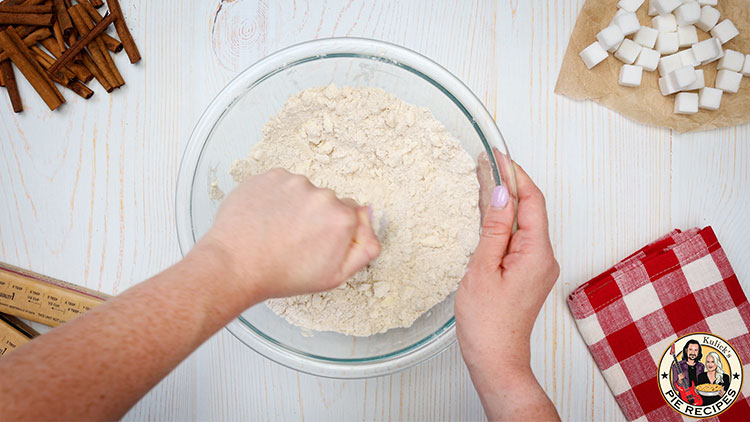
top-left (0, 0), bottom-right (139, 113)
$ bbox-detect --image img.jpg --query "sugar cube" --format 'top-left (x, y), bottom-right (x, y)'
top-left (696, 6), bottom-right (721, 32)
top-left (597, 25), bottom-right (625, 51)
top-left (711, 20), bottom-right (740, 45)
top-left (717, 50), bottom-right (746, 72)
top-left (703, 40), bottom-right (724, 65)
top-left (618, 0), bottom-right (646, 12)
top-left (652, 14), bottom-right (677, 32)
top-left (653, 0), bottom-right (681, 15)
top-left (634, 26), bottom-right (659, 48)
top-left (659, 53), bottom-right (683, 76)
top-left (656, 32), bottom-right (679, 54)
top-left (615, 12), bottom-right (641, 36)
top-left (636, 48), bottom-right (661, 71)
top-left (674, 2), bottom-right (701, 25)
top-left (580, 42), bottom-right (609, 69)
top-left (691, 37), bottom-right (722, 64)
top-left (677, 25), bottom-right (698, 48)
top-left (742, 55), bottom-right (750, 77)
top-left (619, 64), bottom-right (644, 87)
top-left (698, 87), bottom-right (722, 110)
top-left (668, 66), bottom-right (697, 90)
top-left (648, 0), bottom-right (659, 16)
top-left (615, 39), bottom-right (643, 64)
top-left (697, 0), bottom-right (718, 6)
top-left (682, 69), bottom-right (705, 91)
top-left (715, 70), bottom-right (743, 93)
top-left (611, 8), bottom-right (628, 26)
top-left (659, 76), bottom-right (679, 95)
top-left (674, 92), bottom-right (699, 114)
top-left (678, 49), bottom-right (699, 67)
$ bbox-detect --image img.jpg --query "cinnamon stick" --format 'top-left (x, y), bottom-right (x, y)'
top-left (62, 30), bottom-right (84, 65)
top-left (106, 0), bottom-right (138, 63)
top-left (0, 27), bottom-right (64, 110)
top-left (78, 0), bottom-right (100, 22)
top-left (52, 0), bottom-right (72, 40)
top-left (80, 50), bottom-right (112, 92)
top-left (39, 36), bottom-right (93, 83)
top-left (12, 25), bottom-right (36, 39)
top-left (0, 4), bottom-right (54, 14)
top-left (0, 63), bottom-right (5, 86)
top-left (78, 0), bottom-right (122, 53)
top-left (20, 26), bottom-right (51, 45)
top-left (0, 12), bottom-right (54, 26)
top-left (68, 4), bottom-right (120, 88)
top-left (0, 59), bottom-right (22, 112)
top-left (90, 0), bottom-right (104, 8)
top-left (0, 27), bottom-right (52, 62)
top-left (72, 4), bottom-right (122, 86)
top-left (100, 32), bottom-right (121, 53)
top-left (31, 45), bottom-right (75, 84)
top-left (69, 62), bottom-right (93, 82)
top-left (52, 19), bottom-right (64, 52)
top-left (65, 79), bottom-right (93, 99)
top-left (47, 11), bottom-right (114, 75)
top-left (32, 47), bottom-right (92, 99)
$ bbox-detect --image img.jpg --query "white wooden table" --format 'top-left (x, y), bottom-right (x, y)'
top-left (1, 1), bottom-right (748, 420)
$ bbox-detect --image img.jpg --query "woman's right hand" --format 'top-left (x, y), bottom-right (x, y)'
top-left (195, 169), bottom-right (381, 304)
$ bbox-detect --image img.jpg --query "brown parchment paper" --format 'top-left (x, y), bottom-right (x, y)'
top-left (555, 0), bottom-right (750, 133)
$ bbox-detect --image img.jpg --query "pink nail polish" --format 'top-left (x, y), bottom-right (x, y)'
top-left (491, 186), bottom-right (509, 208)
top-left (367, 205), bottom-right (373, 221)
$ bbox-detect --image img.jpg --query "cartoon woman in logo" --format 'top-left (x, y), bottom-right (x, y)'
top-left (696, 352), bottom-right (731, 406)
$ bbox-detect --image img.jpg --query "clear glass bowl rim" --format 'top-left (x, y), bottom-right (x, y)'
top-left (175, 37), bottom-right (513, 379)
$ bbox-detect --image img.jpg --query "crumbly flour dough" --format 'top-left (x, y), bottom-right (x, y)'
top-left (229, 84), bottom-right (480, 336)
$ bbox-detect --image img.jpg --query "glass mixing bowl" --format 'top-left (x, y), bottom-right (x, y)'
top-left (176, 38), bottom-right (516, 378)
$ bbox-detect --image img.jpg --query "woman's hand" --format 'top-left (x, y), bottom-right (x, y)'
top-left (455, 151), bottom-right (560, 421)
top-left (0, 168), bottom-right (382, 422)
top-left (196, 169), bottom-right (381, 303)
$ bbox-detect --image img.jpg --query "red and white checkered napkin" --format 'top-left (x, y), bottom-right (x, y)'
top-left (567, 227), bottom-right (750, 421)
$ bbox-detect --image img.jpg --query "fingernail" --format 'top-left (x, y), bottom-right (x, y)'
top-left (491, 185), bottom-right (509, 208)
top-left (367, 204), bottom-right (373, 222)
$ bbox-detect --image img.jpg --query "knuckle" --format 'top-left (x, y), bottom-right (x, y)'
top-left (290, 173), bottom-right (310, 187)
top-left (268, 168), bottom-right (288, 177)
top-left (319, 188), bottom-right (339, 203)
top-left (480, 212), bottom-right (511, 239)
top-left (332, 203), bottom-right (356, 226)
top-left (532, 188), bottom-right (546, 205)
top-left (548, 258), bottom-right (561, 278)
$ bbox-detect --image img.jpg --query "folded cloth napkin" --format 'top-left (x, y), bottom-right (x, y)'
top-left (568, 227), bottom-right (750, 421)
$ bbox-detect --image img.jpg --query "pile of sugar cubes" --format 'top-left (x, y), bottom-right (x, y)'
top-left (579, 0), bottom-right (748, 115)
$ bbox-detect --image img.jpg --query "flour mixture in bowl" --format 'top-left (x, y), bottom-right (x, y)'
top-left (229, 84), bottom-right (480, 336)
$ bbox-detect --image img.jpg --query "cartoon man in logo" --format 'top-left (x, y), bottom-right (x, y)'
top-left (672, 339), bottom-right (705, 391)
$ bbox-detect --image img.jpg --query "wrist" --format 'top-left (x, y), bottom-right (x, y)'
top-left (461, 337), bottom-right (532, 395)
top-left (182, 237), bottom-right (267, 317)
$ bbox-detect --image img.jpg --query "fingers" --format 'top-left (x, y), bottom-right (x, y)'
top-left (512, 163), bottom-right (550, 242)
top-left (470, 185), bottom-right (515, 271)
top-left (339, 206), bottom-right (382, 281)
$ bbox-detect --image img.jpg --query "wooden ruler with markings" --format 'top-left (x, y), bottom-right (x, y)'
top-left (0, 313), bottom-right (39, 357)
top-left (0, 262), bottom-right (109, 328)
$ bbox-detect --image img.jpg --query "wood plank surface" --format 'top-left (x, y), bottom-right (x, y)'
top-left (0, 1), bottom-right (748, 421)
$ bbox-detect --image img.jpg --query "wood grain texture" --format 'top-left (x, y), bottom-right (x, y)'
top-left (0, 1), bottom-right (748, 421)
